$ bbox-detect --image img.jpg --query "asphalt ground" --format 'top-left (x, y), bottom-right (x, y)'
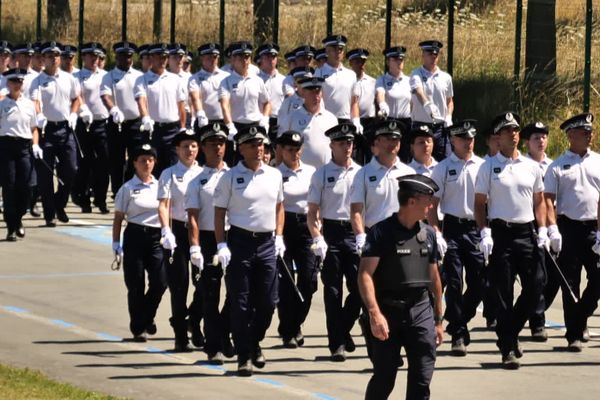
top-left (1, 202), bottom-right (599, 399)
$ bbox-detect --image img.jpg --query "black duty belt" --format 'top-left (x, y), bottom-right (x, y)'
top-left (285, 211), bottom-right (307, 223)
top-left (126, 222), bottom-right (161, 234)
top-left (490, 219), bottom-right (533, 230)
top-left (557, 215), bottom-right (597, 228)
top-left (229, 225), bottom-right (274, 239)
top-left (323, 218), bottom-right (352, 229)
top-left (380, 288), bottom-right (429, 309)
top-left (155, 121), bottom-right (179, 129)
top-left (444, 214), bottom-right (476, 225)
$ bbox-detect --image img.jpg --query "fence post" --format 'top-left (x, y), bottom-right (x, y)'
top-left (384, 0), bottom-right (392, 71)
top-left (447, 0), bottom-right (454, 76)
top-left (219, 0), bottom-right (225, 55)
top-left (326, 0), bottom-right (333, 35)
top-left (154, 0), bottom-right (162, 42)
top-left (513, 0), bottom-right (523, 107)
top-left (170, 0), bottom-right (176, 43)
top-left (583, 0), bottom-right (592, 112)
top-left (122, 0), bottom-right (127, 41)
top-left (37, 0), bottom-right (43, 41)
top-left (78, 0), bottom-right (85, 68)
top-left (273, 0), bottom-right (280, 44)
top-left (0, 0), bottom-right (3, 38)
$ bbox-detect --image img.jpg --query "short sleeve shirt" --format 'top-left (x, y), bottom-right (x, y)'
top-left (74, 67), bottom-right (109, 120)
top-left (375, 72), bottom-right (411, 119)
top-left (0, 95), bottom-right (37, 139)
top-left (352, 74), bottom-right (376, 118)
top-left (315, 63), bottom-right (356, 119)
top-left (157, 161), bottom-right (202, 222)
top-left (134, 69), bottom-right (186, 122)
top-left (277, 161), bottom-right (316, 214)
top-left (258, 70), bottom-right (286, 117)
top-left (185, 163), bottom-right (230, 231)
top-left (218, 70), bottom-right (269, 123)
top-left (30, 69), bottom-right (81, 122)
top-left (100, 67), bottom-right (143, 120)
top-left (409, 66), bottom-right (453, 125)
top-left (188, 68), bottom-right (230, 121)
top-left (114, 175), bottom-right (160, 228)
top-left (307, 160), bottom-right (361, 220)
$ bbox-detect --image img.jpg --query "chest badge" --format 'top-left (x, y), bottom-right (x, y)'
top-left (493, 167), bottom-right (501, 173)
top-left (236, 177), bottom-right (245, 184)
top-left (133, 189), bottom-right (141, 194)
top-left (283, 177), bottom-right (289, 183)
top-left (397, 249), bottom-right (411, 255)
top-left (327, 176), bottom-right (335, 183)
top-left (563, 164), bottom-right (571, 170)
top-left (200, 179), bottom-right (208, 185)
top-left (368, 176), bottom-right (377, 182)
top-left (176, 176), bottom-right (184, 182)
top-left (448, 169), bottom-right (457, 176)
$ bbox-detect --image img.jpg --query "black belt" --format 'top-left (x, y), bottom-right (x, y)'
top-left (155, 121), bottom-right (179, 129)
top-left (323, 218), bottom-right (352, 228)
top-left (557, 215), bottom-right (597, 227)
top-left (490, 219), bottom-right (533, 230)
top-left (285, 211), bottom-right (307, 223)
top-left (126, 222), bottom-right (161, 233)
top-left (46, 120), bottom-right (69, 127)
top-left (380, 288), bottom-right (429, 309)
top-left (172, 219), bottom-right (187, 229)
top-left (229, 225), bottom-right (273, 239)
top-left (445, 214), bottom-right (476, 225)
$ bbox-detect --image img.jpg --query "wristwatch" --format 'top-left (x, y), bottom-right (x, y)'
top-left (434, 315), bottom-right (444, 324)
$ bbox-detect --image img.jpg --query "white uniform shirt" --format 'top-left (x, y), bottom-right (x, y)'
top-left (475, 152), bottom-right (544, 223)
top-left (524, 153), bottom-right (553, 176)
top-left (222, 63), bottom-right (260, 76)
top-left (134, 69), bottom-right (186, 123)
top-left (409, 158), bottom-right (438, 177)
top-left (282, 74), bottom-right (295, 96)
top-left (114, 175), bottom-right (161, 228)
top-left (30, 69), bottom-right (80, 122)
top-left (214, 161), bottom-right (284, 232)
top-left (100, 66), bottom-right (143, 121)
top-left (431, 152), bottom-right (484, 219)
top-left (75, 67), bottom-right (109, 120)
top-left (218, 70), bottom-right (269, 123)
top-left (352, 74), bottom-right (376, 118)
top-left (284, 105), bottom-right (337, 169)
top-left (409, 66), bottom-right (453, 125)
top-left (176, 70), bottom-right (192, 113)
top-left (277, 161), bottom-right (316, 214)
top-left (350, 157), bottom-right (416, 228)
top-left (315, 63), bottom-right (356, 119)
top-left (259, 70), bottom-right (285, 117)
top-left (375, 72), bottom-right (411, 119)
top-left (307, 160), bottom-right (360, 220)
top-left (185, 163), bottom-right (230, 231)
top-left (188, 68), bottom-right (229, 120)
top-left (0, 95), bottom-right (36, 139)
top-left (544, 149), bottom-right (600, 221)
top-left (157, 161), bottom-right (202, 223)
top-left (277, 92), bottom-right (304, 130)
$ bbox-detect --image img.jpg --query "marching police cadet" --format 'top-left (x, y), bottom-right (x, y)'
top-left (274, 130), bottom-right (318, 348)
top-left (189, 43), bottom-right (228, 131)
top-left (101, 41), bottom-right (144, 196)
top-left (409, 124), bottom-right (437, 176)
top-left (284, 75), bottom-right (337, 169)
top-left (350, 119), bottom-right (415, 251)
top-left (314, 48), bottom-right (327, 69)
top-left (315, 35), bottom-right (357, 125)
top-left (219, 42), bottom-right (271, 145)
top-left (186, 122), bottom-right (234, 364)
top-left (112, 144), bottom-right (167, 342)
top-left (9, 43), bottom-right (39, 99)
top-left (157, 129), bottom-right (203, 351)
top-left (474, 112), bottom-right (547, 369)
top-left (277, 66), bottom-right (313, 133)
top-left (0, 42), bottom-right (12, 102)
top-left (376, 46), bottom-right (412, 163)
top-left (521, 122), bottom-right (556, 342)
top-left (410, 40), bottom-right (454, 161)
top-left (256, 43), bottom-right (285, 141)
top-left (294, 45), bottom-right (316, 69)
top-left (60, 45), bottom-right (79, 74)
top-left (30, 41), bottom-right (82, 226)
top-left (213, 125), bottom-right (284, 376)
top-left (72, 42), bottom-right (110, 214)
top-left (138, 44), bottom-right (151, 72)
top-left (348, 48), bottom-right (375, 165)
top-left (221, 41), bottom-right (261, 77)
top-left (428, 120), bottom-right (485, 356)
top-left (168, 43), bottom-right (192, 127)
top-left (281, 50), bottom-right (297, 97)
top-left (0, 68), bottom-right (40, 241)
top-left (134, 43), bottom-right (188, 176)
top-left (31, 42), bottom-right (45, 73)
top-left (359, 174), bottom-right (444, 400)
top-left (307, 123), bottom-right (362, 361)
top-left (545, 113), bottom-right (600, 351)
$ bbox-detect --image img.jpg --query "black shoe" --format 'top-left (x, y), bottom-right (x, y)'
top-left (97, 204), bottom-right (110, 214)
top-left (30, 205), bottom-right (41, 217)
top-left (132, 333), bottom-right (147, 342)
top-left (237, 358), bottom-right (253, 377)
top-left (173, 340), bottom-right (193, 353)
top-left (486, 318), bottom-right (497, 330)
top-left (252, 346), bottom-right (266, 369)
top-left (223, 338), bottom-right (235, 358)
top-left (295, 329), bottom-right (305, 347)
top-left (515, 340), bottom-right (523, 358)
top-left (502, 351), bottom-right (520, 370)
top-left (6, 231), bottom-right (17, 242)
top-left (451, 337), bottom-right (467, 357)
top-left (331, 345), bottom-right (346, 362)
top-left (531, 327), bottom-right (548, 342)
top-left (16, 224), bottom-right (25, 238)
top-left (45, 219), bottom-right (57, 228)
top-left (568, 340), bottom-right (583, 352)
top-left (56, 209), bottom-right (69, 223)
top-left (80, 205), bottom-right (92, 213)
top-left (145, 322), bottom-right (157, 335)
top-left (191, 328), bottom-right (205, 348)
top-left (282, 337), bottom-right (298, 349)
top-left (345, 333), bottom-right (356, 353)
top-left (207, 352), bottom-right (225, 365)
top-left (582, 328), bottom-right (590, 343)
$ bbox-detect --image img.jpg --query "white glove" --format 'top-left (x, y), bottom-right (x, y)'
top-left (112, 241), bottom-right (123, 257)
top-left (311, 236), bottom-right (328, 259)
top-left (190, 245), bottom-right (204, 270)
top-left (352, 117), bottom-right (364, 135)
top-left (226, 123), bottom-right (237, 141)
top-left (67, 112), bottom-right (79, 131)
top-left (32, 144), bottom-right (43, 159)
top-left (593, 231), bottom-right (600, 256)
top-left (424, 101), bottom-right (444, 123)
top-left (537, 226), bottom-right (550, 251)
top-left (217, 242), bottom-right (231, 269)
top-left (36, 113), bottom-right (47, 129)
top-left (79, 104), bottom-right (94, 125)
top-left (259, 115), bottom-right (270, 131)
top-left (195, 110), bottom-right (208, 128)
top-left (548, 224), bottom-right (562, 254)
top-left (355, 233), bottom-right (367, 255)
top-left (444, 114), bottom-right (453, 128)
top-left (479, 227), bottom-right (494, 262)
top-left (435, 231), bottom-right (447, 259)
top-left (275, 235), bottom-right (286, 259)
top-left (378, 102), bottom-right (390, 118)
top-left (110, 106), bottom-right (125, 124)
top-left (160, 227), bottom-right (177, 251)
top-left (141, 116), bottom-right (155, 133)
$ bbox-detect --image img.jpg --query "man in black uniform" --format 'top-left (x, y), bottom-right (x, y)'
top-left (359, 174), bottom-right (444, 400)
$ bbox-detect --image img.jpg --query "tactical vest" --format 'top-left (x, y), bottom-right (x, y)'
top-left (374, 221), bottom-right (432, 300)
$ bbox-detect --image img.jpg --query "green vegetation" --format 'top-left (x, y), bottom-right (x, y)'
top-left (0, 364), bottom-right (125, 400)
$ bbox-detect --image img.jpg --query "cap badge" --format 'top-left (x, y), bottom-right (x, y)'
top-left (50, 41), bottom-right (56, 47)
top-left (463, 121), bottom-right (471, 129)
top-left (213, 123), bottom-right (220, 132)
top-left (586, 114), bottom-right (593, 123)
top-left (124, 43), bottom-right (129, 49)
top-left (535, 122), bottom-right (544, 128)
top-left (341, 124), bottom-right (349, 133)
top-left (292, 133), bottom-right (301, 141)
top-left (142, 144), bottom-right (151, 150)
top-left (419, 125), bottom-right (428, 132)
top-left (336, 35), bottom-right (342, 42)
top-left (161, 43), bottom-right (167, 50)
top-left (249, 126), bottom-right (257, 134)
top-left (505, 113), bottom-right (513, 121)
top-left (389, 121), bottom-right (397, 130)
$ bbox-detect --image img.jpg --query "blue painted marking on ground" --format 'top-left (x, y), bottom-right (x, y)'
top-left (2, 305), bottom-right (29, 313)
top-left (200, 364), bottom-right (226, 371)
top-left (254, 378), bottom-right (284, 387)
top-left (50, 319), bottom-right (75, 328)
top-left (56, 226), bottom-right (112, 246)
top-left (313, 393), bottom-right (339, 400)
top-left (0, 271), bottom-right (119, 280)
top-left (145, 347), bottom-right (167, 353)
top-left (96, 332), bottom-right (122, 341)
top-left (546, 321), bottom-right (565, 329)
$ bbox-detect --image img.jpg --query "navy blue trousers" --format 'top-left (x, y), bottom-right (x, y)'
top-left (0, 137), bottom-right (34, 231)
top-left (72, 119), bottom-right (110, 206)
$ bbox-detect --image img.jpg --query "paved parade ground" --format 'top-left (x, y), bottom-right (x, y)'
top-left (1, 204), bottom-right (600, 400)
